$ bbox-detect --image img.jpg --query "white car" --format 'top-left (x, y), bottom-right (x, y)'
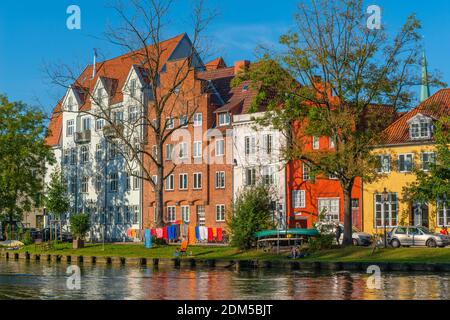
top-left (315, 222), bottom-right (372, 246)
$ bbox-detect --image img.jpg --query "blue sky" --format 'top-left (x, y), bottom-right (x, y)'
top-left (1, 0), bottom-right (450, 113)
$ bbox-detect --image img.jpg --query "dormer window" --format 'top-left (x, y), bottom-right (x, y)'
top-left (96, 88), bottom-right (104, 102)
top-left (67, 96), bottom-right (74, 111)
top-left (130, 79), bottom-right (136, 98)
top-left (408, 114), bottom-right (433, 140)
top-left (218, 112), bottom-right (231, 126)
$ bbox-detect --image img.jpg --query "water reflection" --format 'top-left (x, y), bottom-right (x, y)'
top-left (0, 260), bottom-right (450, 300)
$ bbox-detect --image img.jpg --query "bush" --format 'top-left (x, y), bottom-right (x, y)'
top-left (20, 230), bottom-right (32, 245)
top-left (307, 234), bottom-right (335, 253)
top-left (69, 214), bottom-right (90, 240)
top-left (228, 184), bottom-right (275, 250)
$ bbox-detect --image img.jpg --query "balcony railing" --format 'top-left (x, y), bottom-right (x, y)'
top-left (74, 130), bottom-right (91, 144)
top-left (103, 124), bottom-right (124, 139)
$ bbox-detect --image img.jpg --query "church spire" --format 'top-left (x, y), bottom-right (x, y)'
top-left (420, 51), bottom-right (430, 102)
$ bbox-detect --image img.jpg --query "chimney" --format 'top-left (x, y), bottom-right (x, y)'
top-left (234, 60), bottom-right (250, 75)
top-left (92, 48), bottom-right (97, 79)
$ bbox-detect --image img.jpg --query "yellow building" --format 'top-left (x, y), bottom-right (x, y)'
top-left (363, 89), bottom-right (449, 235)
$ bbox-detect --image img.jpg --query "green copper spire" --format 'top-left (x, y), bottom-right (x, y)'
top-left (420, 51), bottom-right (430, 102)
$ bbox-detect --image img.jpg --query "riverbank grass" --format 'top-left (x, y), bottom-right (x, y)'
top-left (15, 243), bottom-right (450, 263)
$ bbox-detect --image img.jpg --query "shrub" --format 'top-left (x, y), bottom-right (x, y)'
top-left (227, 183), bottom-right (275, 250)
top-left (69, 214), bottom-right (90, 240)
top-left (21, 230), bottom-right (32, 245)
top-left (307, 234), bottom-right (335, 253)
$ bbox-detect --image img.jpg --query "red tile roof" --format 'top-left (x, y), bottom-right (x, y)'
top-left (45, 101), bottom-right (63, 146)
top-left (204, 57), bottom-right (227, 70)
top-left (381, 89), bottom-right (450, 145)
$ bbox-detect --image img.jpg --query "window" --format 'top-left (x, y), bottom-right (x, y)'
top-left (133, 171), bottom-right (140, 190)
top-left (398, 154), bottom-right (413, 172)
top-left (167, 206), bottom-right (176, 222)
top-left (129, 79), bottom-right (136, 98)
top-left (262, 166), bottom-right (275, 185)
top-left (374, 193), bottom-right (398, 227)
top-left (129, 106), bottom-right (138, 122)
top-left (110, 143), bottom-right (118, 159)
top-left (109, 173), bottom-right (118, 192)
top-left (312, 136), bottom-right (320, 150)
top-left (95, 175), bottom-right (102, 192)
top-left (80, 146), bottom-right (89, 164)
top-left (165, 174), bottom-right (174, 191)
top-left (70, 176), bottom-right (77, 194)
top-left (124, 206), bottom-right (131, 224)
top-left (152, 145), bottom-right (158, 158)
top-left (63, 149), bottom-right (69, 165)
top-left (244, 136), bottom-right (256, 156)
top-left (377, 155), bottom-right (391, 173)
top-left (218, 112), bottom-right (231, 126)
top-left (216, 205), bottom-right (226, 222)
top-left (329, 173), bottom-right (338, 180)
top-left (113, 111), bottom-right (124, 124)
top-left (70, 148), bottom-right (77, 165)
top-left (193, 173), bottom-right (202, 190)
top-left (116, 208), bottom-right (123, 225)
top-left (67, 96), bottom-right (74, 111)
top-left (410, 118), bottom-right (432, 140)
top-left (438, 199), bottom-right (449, 227)
top-left (292, 190), bottom-right (306, 209)
top-left (66, 120), bottom-right (74, 137)
top-left (244, 168), bottom-right (256, 186)
top-left (96, 88), bottom-right (104, 101)
top-left (318, 199), bottom-right (340, 222)
top-left (421, 152), bottom-right (435, 171)
top-left (82, 117), bottom-right (91, 131)
top-left (197, 206), bottom-right (206, 227)
top-left (193, 141), bottom-right (202, 158)
top-left (215, 171), bottom-right (225, 189)
top-left (193, 113), bottom-right (202, 127)
top-left (166, 117), bottom-right (174, 129)
top-left (133, 206), bottom-right (139, 224)
top-left (352, 199), bottom-right (360, 209)
top-left (181, 206), bottom-right (190, 223)
top-left (179, 142), bottom-right (188, 159)
top-left (151, 175), bottom-right (157, 191)
top-left (96, 144), bottom-right (103, 162)
top-left (302, 163), bottom-right (310, 181)
top-left (329, 136), bottom-right (335, 149)
top-left (263, 134), bottom-right (273, 155)
top-left (179, 173), bottom-right (188, 190)
top-left (95, 119), bottom-right (104, 131)
top-left (216, 139), bottom-right (225, 156)
top-left (81, 176), bottom-right (89, 194)
top-left (180, 115), bottom-right (188, 127)
top-left (166, 144), bottom-right (174, 160)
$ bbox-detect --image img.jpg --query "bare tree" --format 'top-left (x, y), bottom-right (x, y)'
top-left (46, 0), bottom-right (216, 228)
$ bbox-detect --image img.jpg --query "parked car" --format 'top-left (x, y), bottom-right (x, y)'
top-left (315, 222), bottom-right (372, 246)
top-left (388, 226), bottom-right (450, 248)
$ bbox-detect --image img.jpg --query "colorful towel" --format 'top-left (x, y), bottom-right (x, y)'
top-left (188, 226), bottom-right (196, 245)
top-left (217, 228), bottom-right (223, 242)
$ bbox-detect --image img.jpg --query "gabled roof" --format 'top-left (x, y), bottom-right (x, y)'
top-left (45, 34), bottom-right (186, 146)
top-left (381, 89), bottom-right (450, 145)
top-left (44, 101), bottom-right (63, 147)
top-left (205, 57), bottom-right (227, 70)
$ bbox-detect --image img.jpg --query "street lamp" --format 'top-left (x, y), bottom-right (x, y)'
top-left (381, 188), bottom-right (389, 248)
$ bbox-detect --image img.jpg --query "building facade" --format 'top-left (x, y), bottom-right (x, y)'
top-left (363, 89), bottom-right (450, 234)
top-left (232, 112), bottom-right (287, 228)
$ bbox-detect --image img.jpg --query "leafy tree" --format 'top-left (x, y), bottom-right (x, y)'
top-left (45, 168), bottom-right (70, 241)
top-left (233, 0), bottom-right (444, 245)
top-left (0, 95), bottom-right (54, 236)
top-left (70, 213), bottom-right (90, 241)
top-left (403, 116), bottom-right (449, 209)
top-left (228, 184), bottom-right (275, 249)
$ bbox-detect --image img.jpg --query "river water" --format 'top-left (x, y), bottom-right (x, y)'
top-left (1, 260), bottom-right (450, 300)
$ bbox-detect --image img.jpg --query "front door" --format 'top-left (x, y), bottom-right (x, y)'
top-left (412, 202), bottom-right (429, 228)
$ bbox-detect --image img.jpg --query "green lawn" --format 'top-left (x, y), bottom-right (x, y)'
top-left (16, 243), bottom-right (450, 263)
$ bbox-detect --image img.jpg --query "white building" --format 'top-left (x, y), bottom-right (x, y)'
top-left (232, 112), bottom-right (287, 228)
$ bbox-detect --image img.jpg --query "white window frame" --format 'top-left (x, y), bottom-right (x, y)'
top-left (167, 206), bottom-right (176, 223)
top-left (398, 153), bottom-right (414, 173)
top-left (215, 171), bottom-right (225, 189)
top-left (216, 139), bottom-right (225, 156)
top-left (312, 136), bottom-right (320, 150)
top-left (302, 163), bottom-right (310, 181)
top-left (193, 113), bottom-right (202, 127)
top-left (216, 205), bottom-right (226, 222)
top-left (420, 152), bottom-right (435, 172)
top-left (193, 172), bottom-right (202, 190)
top-left (179, 173), bottom-right (188, 190)
top-left (181, 206), bottom-right (190, 223)
top-left (377, 155), bottom-right (391, 174)
top-left (292, 190), bottom-right (306, 209)
top-left (218, 112), bottom-right (231, 126)
top-left (166, 144), bottom-right (174, 160)
top-left (193, 141), bottom-right (202, 158)
top-left (165, 174), bottom-right (174, 191)
top-left (374, 193), bottom-right (398, 228)
top-left (66, 120), bottom-right (74, 137)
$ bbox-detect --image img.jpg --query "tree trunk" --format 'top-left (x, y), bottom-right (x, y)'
top-left (155, 162), bottom-right (164, 228)
top-left (342, 187), bottom-right (353, 246)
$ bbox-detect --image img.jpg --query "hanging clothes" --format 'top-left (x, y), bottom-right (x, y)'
top-left (208, 228), bottom-right (213, 242)
top-left (188, 226), bottom-right (196, 245)
top-left (163, 227), bottom-right (168, 240)
top-left (200, 226), bottom-right (208, 241)
top-left (195, 226), bottom-right (200, 241)
top-left (151, 229), bottom-right (156, 237)
top-left (212, 228), bottom-right (218, 238)
top-left (175, 224), bottom-right (181, 239)
top-left (217, 228), bottom-right (223, 242)
top-left (156, 228), bottom-right (163, 239)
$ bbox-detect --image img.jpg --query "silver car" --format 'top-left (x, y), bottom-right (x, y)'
top-left (315, 222), bottom-right (372, 246)
top-left (388, 226), bottom-right (450, 248)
